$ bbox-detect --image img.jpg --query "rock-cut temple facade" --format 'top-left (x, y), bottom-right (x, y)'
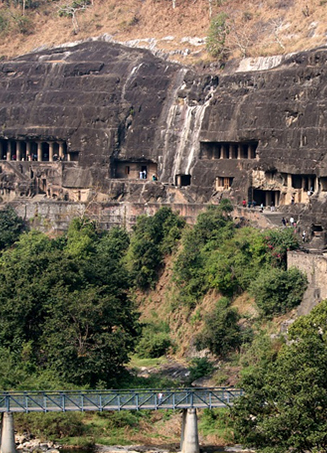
top-left (1, 39), bottom-right (327, 243)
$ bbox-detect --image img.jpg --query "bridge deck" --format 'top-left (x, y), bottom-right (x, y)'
top-left (0, 388), bottom-right (243, 413)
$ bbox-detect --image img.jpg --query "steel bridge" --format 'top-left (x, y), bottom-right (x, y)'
top-left (0, 387), bottom-right (243, 413)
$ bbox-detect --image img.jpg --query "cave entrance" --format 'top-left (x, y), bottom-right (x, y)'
top-left (320, 177), bottom-right (327, 191)
top-left (175, 174), bottom-right (191, 187)
top-left (200, 140), bottom-right (258, 159)
top-left (312, 224), bottom-right (324, 238)
top-left (253, 189), bottom-right (280, 207)
top-left (68, 151), bottom-right (79, 162)
top-left (114, 160), bottom-right (157, 180)
top-left (0, 140), bottom-right (7, 160)
top-left (216, 176), bottom-right (234, 190)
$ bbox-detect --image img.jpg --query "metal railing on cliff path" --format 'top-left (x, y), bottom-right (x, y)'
top-left (0, 387), bottom-right (243, 413)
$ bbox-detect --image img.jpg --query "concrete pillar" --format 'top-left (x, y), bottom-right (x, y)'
top-left (180, 409), bottom-right (187, 451)
top-left (0, 413), bottom-right (2, 450)
top-left (26, 142), bottom-right (31, 161)
top-left (181, 408), bottom-right (199, 453)
top-left (1, 413), bottom-right (16, 453)
top-left (37, 142), bottom-right (42, 162)
top-left (16, 142), bottom-right (22, 162)
top-left (59, 142), bottom-right (64, 160)
top-left (49, 142), bottom-right (54, 162)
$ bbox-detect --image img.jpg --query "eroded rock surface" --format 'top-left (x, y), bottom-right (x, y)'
top-left (1, 40), bottom-right (327, 241)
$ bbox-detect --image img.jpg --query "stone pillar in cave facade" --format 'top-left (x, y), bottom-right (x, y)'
top-left (6, 142), bottom-right (12, 161)
top-left (49, 142), bottom-right (54, 162)
top-left (37, 142), bottom-right (43, 162)
top-left (220, 144), bottom-right (227, 159)
top-left (59, 142), bottom-right (64, 160)
top-left (308, 176), bottom-right (314, 192)
top-left (229, 144), bottom-right (233, 159)
top-left (302, 176), bottom-right (306, 191)
top-left (287, 174), bottom-right (292, 188)
top-left (16, 141), bottom-right (23, 161)
top-left (249, 143), bottom-right (255, 159)
top-left (314, 176), bottom-right (319, 193)
top-left (237, 144), bottom-right (241, 159)
top-left (26, 142), bottom-right (32, 161)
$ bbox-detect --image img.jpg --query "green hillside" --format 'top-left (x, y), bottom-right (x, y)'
top-left (0, 203), bottom-right (324, 451)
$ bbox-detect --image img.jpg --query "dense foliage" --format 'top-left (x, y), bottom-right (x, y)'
top-left (0, 203), bottom-right (307, 395)
top-left (0, 219), bottom-right (138, 388)
top-left (126, 207), bottom-right (185, 289)
top-left (249, 267), bottom-right (307, 317)
top-left (0, 207), bottom-right (186, 388)
top-left (233, 300), bottom-right (327, 453)
top-left (0, 206), bottom-right (25, 250)
top-left (195, 297), bottom-right (245, 357)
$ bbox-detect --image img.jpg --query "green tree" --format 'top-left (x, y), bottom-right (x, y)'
top-left (233, 302), bottom-right (327, 452)
top-left (233, 336), bottom-right (327, 453)
top-left (173, 202), bottom-right (234, 304)
top-left (0, 222), bottom-right (139, 388)
top-left (126, 207), bottom-right (185, 289)
top-left (0, 206), bottom-right (25, 250)
top-left (195, 297), bottom-right (245, 357)
top-left (206, 12), bottom-right (229, 59)
top-left (249, 266), bottom-right (307, 317)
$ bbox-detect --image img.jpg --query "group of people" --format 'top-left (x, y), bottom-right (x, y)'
top-left (3, 154), bottom-right (65, 162)
top-left (281, 216), bottom-right (296, 228)
top-left (139, 171), bottom-right (158, 181)
top-left (281, 216), bottom-right (307, 241)
top-left (242, 199), bottom-right (265, 211)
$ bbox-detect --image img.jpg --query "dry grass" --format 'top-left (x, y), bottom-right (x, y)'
top-left (0, 0), bottom-right (327, 62)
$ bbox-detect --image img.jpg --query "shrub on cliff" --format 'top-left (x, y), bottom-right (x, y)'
top-left (126, 207), bottom-right (185, 289)
top-left (173, 201), bottom-right (234, 305)
top-left (249, 266), bottom-right (307, 317)
top-left (0, 206), bottom-right (25, 250)
top-left (195, 297), bottom-right (246, 357)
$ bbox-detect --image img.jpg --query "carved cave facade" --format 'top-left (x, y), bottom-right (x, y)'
top-left (1, 42), bottom-right (327, 240)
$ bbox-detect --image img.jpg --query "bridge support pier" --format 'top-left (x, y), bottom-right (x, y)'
top-left (1, 413), bottom-right (16, 453)
top-left (180, 408), bottom-right (200, 453)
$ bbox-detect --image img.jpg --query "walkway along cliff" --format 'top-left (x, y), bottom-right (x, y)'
top-left (1, 39), bottom-right (327, 242)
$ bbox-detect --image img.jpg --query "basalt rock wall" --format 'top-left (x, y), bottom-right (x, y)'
top-left (1, 40), bottom-right (327, 239)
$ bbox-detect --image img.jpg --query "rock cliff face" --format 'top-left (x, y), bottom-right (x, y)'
top-left (1, 39), bottom-right (327, 241)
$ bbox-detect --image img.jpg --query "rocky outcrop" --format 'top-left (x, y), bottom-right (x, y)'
top-left (2, 40), bottom-right (327, 240)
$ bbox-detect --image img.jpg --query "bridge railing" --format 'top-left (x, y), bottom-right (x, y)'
top-left (0, 388), bottom-right (243, 413)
